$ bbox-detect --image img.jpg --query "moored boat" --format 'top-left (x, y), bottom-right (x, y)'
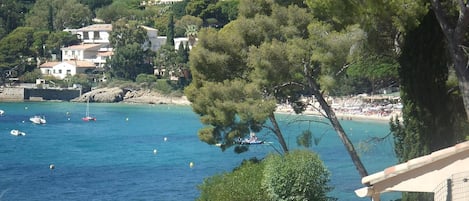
top-left (30, 115), bottom-right (46, 124)
top-left (10, 129), bottom-right (26, 136)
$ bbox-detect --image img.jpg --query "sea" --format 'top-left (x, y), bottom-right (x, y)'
top-left (0, 102), bottom-right (401, 201)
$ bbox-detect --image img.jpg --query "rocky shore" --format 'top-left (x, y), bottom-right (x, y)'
top-left (71, 87), bottom-right (190, 105)
top-left (71, 87), bottom-right (401, 122)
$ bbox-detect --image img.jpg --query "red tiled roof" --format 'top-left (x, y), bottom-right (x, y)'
top-left (39, 61), bottom-right (96, 68)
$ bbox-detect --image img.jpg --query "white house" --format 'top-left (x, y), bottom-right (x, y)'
top-left (355, 140), bottom-right (469, 201)
top-left (141, 0), bottom-right (183, 6)
top-left (141, 25), bottom-right (166, 52)
top-left (39, 61), bottom-right (97, 79)
top-left (61, 44), bottom-right (111, 68)
top-left (42, 24), bottom-right (167, 80)
top-left (76, 24), bottom-right (112, 44)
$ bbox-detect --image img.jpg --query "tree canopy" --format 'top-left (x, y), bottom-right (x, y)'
top-left (108, 19), bottom-right (153, 81)
top-left (25, 0), bottom-right (92, 31)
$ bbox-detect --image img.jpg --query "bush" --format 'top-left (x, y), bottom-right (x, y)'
top-left (197, 151), bottom-right (334, 201)
top-left (197, 159), bottom-right (268, 201)
top-left (19, 69), bottom-right (42, 83)
top-left (136, 73), bottom-right (157, 83)
top-left (263, 150), bottom-right (335, 201)
top-left (154, 79), bottom-right (174, 94)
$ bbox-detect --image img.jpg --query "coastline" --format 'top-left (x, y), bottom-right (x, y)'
top-left (274, 107), bottom-right (399, 122)
top-left (17, 86), bottom-right (399, 122)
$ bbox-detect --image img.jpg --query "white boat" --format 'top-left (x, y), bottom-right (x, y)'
top-left (10, 129), bottom-right (26, 136)
top-left (30, 115), bottom-right (46, 124)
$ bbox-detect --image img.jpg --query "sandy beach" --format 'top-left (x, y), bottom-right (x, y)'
top-left (80, 87), bottom-right (401, 122)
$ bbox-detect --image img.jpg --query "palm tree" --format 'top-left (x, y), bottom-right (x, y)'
top-left (185, 24), bottom-right (198, 47)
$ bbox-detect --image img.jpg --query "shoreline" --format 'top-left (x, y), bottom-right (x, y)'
top-left (274, 110), bottom-right (398, 122)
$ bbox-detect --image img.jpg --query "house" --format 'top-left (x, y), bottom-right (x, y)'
top-left (39, 61), bottom-right (97, 79)
top-left (76, 24), bottom-right (112, 44)
top-left (141, 25), bottom-right (166, 52)
top-left (140, 0), bottom-right (183, 6)
top-left (61, 44), bottom-right (110, 68)
top-left (41, 24), bottom-right (168, 80)
top-left (355, 140), bottom-right (469, 201)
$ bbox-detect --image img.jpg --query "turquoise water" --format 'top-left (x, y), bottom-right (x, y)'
top-left (0, 102), bottom-right (400, 200)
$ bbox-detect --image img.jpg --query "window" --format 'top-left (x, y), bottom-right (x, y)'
top-left (58, 70), bottom-right (62, 74)
top-left (94, 31), bottom-right (100, 40)
top-left (66, 70), bottom-right (71, 75)
top-left (83, 32), bottom-right (89, 40)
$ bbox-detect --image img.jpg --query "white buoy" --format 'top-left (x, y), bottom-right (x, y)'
top-left (24, 107), bottom-right (28, 110)
top-left (164, 137), bottom-right (168, 142)
top-left (126, 117), bottom-right (129, 121)
top-left (49, 164), bottom-right (55, 170)
top-left (153, 149), bottom-right (158, 154)
top-left (189, 162), bottom-right (194, 168)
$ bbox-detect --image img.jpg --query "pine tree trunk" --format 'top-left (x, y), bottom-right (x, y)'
top-left (304, 65), bottom-right (369, 178)
top-left (431, 0), bottom-right (469, 121)
top-left (269, 113), bottom-right (289, 153)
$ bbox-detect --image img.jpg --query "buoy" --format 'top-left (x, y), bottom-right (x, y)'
top-left (22, 120), bottom-right (25, 123)
top-left (49, 164), bottom-right (55, 170)
top-left (25, 107), bottom-right (28, 110)
top-left (164, 137), bottom-right (168, 142)
top-left (126, 117), bottom-right (129, 121)
top-left (153, 149), bottom-right (158, 154)
top-left (189, 162), bottom-right (194, 168)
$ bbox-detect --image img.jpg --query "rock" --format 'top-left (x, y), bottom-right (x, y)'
top-left (71, 87), bottom-right (126, 103)
top-left (71, 87), bottom-right (190, 105)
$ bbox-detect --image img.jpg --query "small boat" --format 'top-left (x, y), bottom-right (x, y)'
top-left (239, 139), bottom-right (264, 145)
top-left (236, 132), bottom-right (264, 145)
top-left (82, 98), bottom-right (96, 122)
top-left (10, 129), bottom-right (26, 136)
top-left (30, 115), bottom-right (46, 124)
top-left (82, 116), bottom-right (96, 121)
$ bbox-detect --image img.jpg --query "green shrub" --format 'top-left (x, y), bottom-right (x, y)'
top-left (197, 151), bottom-right (334, 201)
top-left (135, 73), bottom-right (157, 83)
top-left (263, 150), bottom-right (335, 201)
top-left (197, 159), bottom-right (268, 201)
top-left (154, 79), bottom-right (174, 94)
top-left (19, 69), bottom-right (42, 83)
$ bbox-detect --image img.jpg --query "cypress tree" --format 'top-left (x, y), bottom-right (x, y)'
top-left (166, 14), bottom-right (175, 47)
top-left (47, 4), bottom-right (54, 32)
top-left (391, 10), bottom-right (466, 201)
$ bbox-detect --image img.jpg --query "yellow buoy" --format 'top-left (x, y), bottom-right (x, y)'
top-left (189, 162), bottom-right (194, 168)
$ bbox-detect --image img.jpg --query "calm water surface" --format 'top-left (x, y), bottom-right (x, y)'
top-left (0, 102), bottom-right (400, 200)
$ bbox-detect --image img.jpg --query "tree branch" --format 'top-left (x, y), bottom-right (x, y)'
top-left (430, 0), bottom-right (454, 41)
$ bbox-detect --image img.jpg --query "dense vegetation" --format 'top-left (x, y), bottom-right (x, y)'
top-left (3, 0), bottom-right (469, 200)
top-left (197, 150), bottom-right (334, 201)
